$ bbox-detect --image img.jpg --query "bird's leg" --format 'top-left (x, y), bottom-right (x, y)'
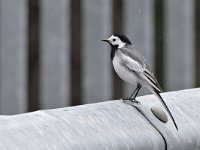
top-left (122, 84), bottom-right (141, 104)
top-left (133, 84), bottom-right (141, 99)
top-left (129, 86), bottom-right (139, 98)
top-left (123, 87), bottom-right (138, 100)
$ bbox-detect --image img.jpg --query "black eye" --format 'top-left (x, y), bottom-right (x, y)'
top-left (113, 39), bottom-right (116, 42)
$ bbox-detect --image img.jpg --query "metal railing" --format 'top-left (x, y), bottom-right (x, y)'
top-left (0, 88), bottom-right (199, 150)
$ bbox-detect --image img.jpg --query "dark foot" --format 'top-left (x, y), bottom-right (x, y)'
top-left (122, 98), bottom-right (140, 105)
top-left (122, 97), bottom-right (135, 101)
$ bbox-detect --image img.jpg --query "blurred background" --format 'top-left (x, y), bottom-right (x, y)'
top-left (0, 0), bottom-right (199, 115)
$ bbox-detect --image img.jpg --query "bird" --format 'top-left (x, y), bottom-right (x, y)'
top-left (102, 34), bottom-right (178, 130)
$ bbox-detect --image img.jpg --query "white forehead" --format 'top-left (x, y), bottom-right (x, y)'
top-left (108, 35), bottom-right (119, 41)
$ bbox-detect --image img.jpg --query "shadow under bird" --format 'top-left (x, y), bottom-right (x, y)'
top-left (102, 34), bottom-right (178, 130)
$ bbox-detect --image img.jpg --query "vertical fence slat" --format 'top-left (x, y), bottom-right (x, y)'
top-left (82, 0), bottom-right (112, 103)
top-left (112, 0), bottom-right (124, 99)
top-left (164, 0), bottom-right (194, 91)
top-left (154, 0), bottom-right (165, 88)
top-left (70, 0), bottom-right (82, 105)
top-left (124, 0), bottom-right (155, 96)
top-left (195, 0), bottom-right (200, 87)
top-left (0, 0), bottom-right (27, 114)
top-left (40, 0), bottom-right (70, 109)
top-left (28, 0), bottom-right (40, 111)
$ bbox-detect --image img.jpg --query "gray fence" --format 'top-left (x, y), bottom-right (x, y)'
top-left (0, 0), bottom-right (199, 115)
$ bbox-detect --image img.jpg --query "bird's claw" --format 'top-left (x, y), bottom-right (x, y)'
top-left (122, 98), bottom-right (141, 105)
top-left (123, 97), bottom-right (135, 101)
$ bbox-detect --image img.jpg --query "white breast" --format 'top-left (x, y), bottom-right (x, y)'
top-left (112, 54), bottom-right (139, 85)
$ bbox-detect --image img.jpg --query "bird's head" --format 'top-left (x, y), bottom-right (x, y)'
top-left (102, 34), bottom-right (132, 48)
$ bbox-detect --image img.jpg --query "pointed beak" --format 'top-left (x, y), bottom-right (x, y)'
top-left (101, 39), bottom-right (109, 43)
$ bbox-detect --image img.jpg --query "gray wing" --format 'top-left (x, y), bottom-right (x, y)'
top-left (119, 45), bottom-right (163, 92)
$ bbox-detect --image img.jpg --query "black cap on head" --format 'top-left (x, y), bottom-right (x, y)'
top-left (113, 34), bottom-right (132, 45)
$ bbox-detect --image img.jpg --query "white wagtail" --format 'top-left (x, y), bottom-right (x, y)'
top-left (102, 34), bottom-right (178, 130)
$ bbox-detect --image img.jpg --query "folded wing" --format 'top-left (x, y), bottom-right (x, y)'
top-left (119, 47), bottom-right (163, 92)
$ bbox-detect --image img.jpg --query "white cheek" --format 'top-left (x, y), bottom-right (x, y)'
top-left (118, 42), bottom-right (126, 48)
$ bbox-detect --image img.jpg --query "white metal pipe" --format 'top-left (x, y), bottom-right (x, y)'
top-left (0, 88), bottom-right (200, 150)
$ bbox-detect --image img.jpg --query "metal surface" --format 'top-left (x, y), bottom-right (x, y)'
top-left (0, 88), bottom-right (200, 150)
top-left (151, 106), bottom-right (168, 123)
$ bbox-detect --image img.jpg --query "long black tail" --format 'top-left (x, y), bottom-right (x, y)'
top-left (153, 90), bottom-right (178, 130)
